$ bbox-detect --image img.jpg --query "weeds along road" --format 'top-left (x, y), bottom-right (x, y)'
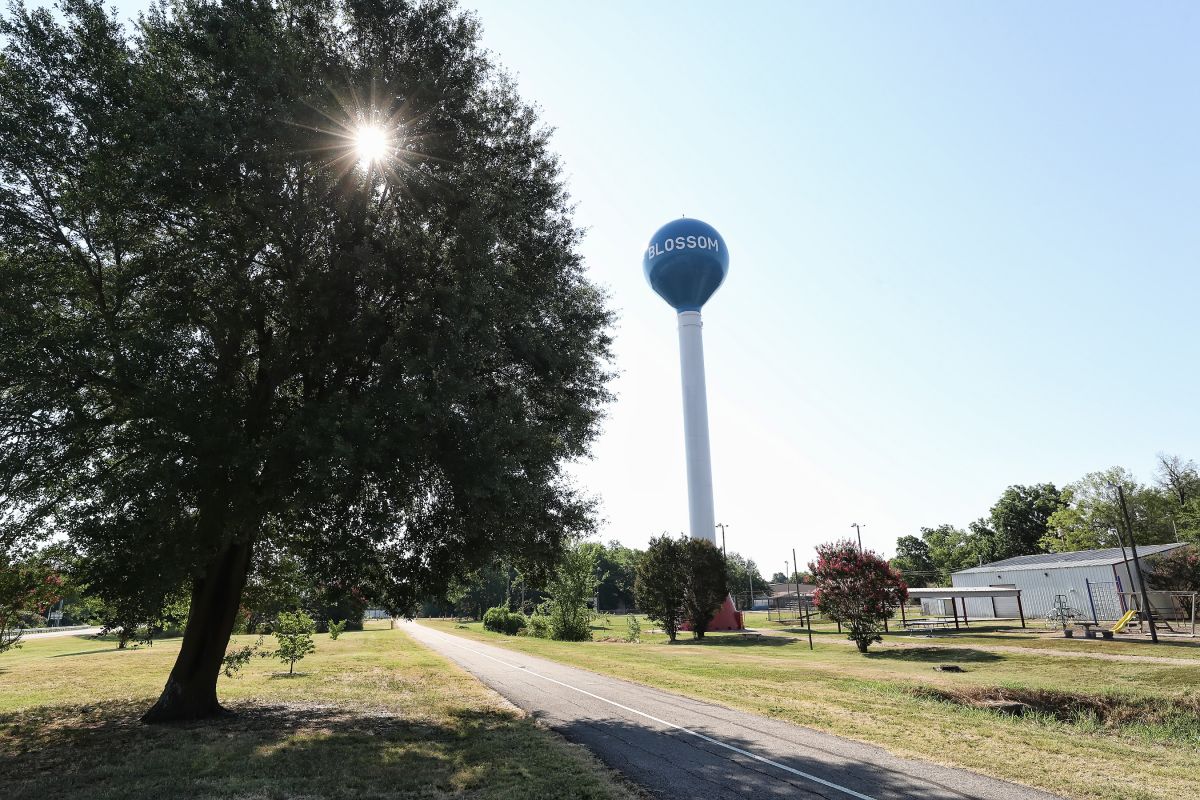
top-left (405, 621), bottom-right (1062, 800)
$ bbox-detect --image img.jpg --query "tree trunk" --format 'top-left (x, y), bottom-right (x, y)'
top-left (855, 639), bottom-right (869, 654)
top-left (142, 539), bottom-right (253, 723)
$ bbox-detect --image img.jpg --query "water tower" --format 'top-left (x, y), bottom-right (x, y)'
top-left (643, 217), bottom-right (742, 630)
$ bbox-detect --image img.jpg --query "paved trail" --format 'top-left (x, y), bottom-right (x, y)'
top-left (18, 626), bottom-right (103, 640)
top-left (406, 621), bottom-right (1061, 800)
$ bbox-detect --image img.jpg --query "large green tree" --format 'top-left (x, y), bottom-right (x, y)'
top-left (988, 483), bottom-right (1065, 561)
top-left (724, 551), bottom-right (769, 604)
top-left (890, 535), bottom-right (935, 588)
top-left (0, 0), bottom-right (611, 721)
top-left (1043, 468), bottom-right (1175, 552)
top-left (917, 524), bottom-right (979, 582)
top-left (587, 540), bottom-right (640, 612)
top-left (1154, 454), bottom-right (1200, 541)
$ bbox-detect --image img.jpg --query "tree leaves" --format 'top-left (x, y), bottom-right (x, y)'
top-left (0, 0), bottom-right (613, 619)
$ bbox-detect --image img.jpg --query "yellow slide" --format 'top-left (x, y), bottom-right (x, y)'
top-left (1111, 609), bottom-right (1137, 634)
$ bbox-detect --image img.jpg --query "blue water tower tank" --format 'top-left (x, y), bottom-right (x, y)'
top-left (642, 218), bottom-right (729, 312)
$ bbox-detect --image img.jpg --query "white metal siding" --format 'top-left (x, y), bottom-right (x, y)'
top-left (951, 564), bottom-right (1119, 619)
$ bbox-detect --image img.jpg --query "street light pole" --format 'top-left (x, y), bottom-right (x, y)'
top-left (715, 521), bottom-right (732, 604)
top-left (747, 565), bottom-right (754, 613)
top-left (851, 522), bottom-right (865, 551)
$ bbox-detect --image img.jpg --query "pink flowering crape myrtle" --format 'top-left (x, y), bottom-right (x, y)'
top-left (811, 539), bottom-right (908, 654)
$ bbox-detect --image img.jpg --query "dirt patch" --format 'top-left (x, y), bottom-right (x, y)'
top-left (912, 685), bottom-right (1200, 743)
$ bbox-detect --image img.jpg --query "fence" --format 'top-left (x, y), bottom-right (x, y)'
top-left (766, 593), bottom-right (814, 623)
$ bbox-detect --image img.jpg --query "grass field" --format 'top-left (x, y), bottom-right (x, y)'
top-left (422, 613), bottom-right (1200, 800)
top-left (0, 622), bottom-right (637, 800)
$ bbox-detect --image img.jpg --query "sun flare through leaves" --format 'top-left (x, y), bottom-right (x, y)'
top-left (354, 123), bottom-right (389, 169)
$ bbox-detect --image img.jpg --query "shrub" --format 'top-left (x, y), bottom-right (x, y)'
top-left (526, 613), bottom-right (551, 639)
top-left (273, 610), bottom-right (317, 674)
top-left (482, 605), bottom-right (526, 635)
top-left (328, 620), bottom-right (346, 640)
top-left (548, 607), bottom-right (591, 641)
top-left (625, 614), bottom-right (641, 643)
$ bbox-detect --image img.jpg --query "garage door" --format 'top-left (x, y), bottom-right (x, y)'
top-left (990, 584), bottom-right (1020, 618)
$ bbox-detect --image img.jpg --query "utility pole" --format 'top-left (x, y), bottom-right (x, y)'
top-left (793, 545), bottom-right (812, 649)
top-left (792, 546), bottom-right (800, 623)
top-left (851, 522), bottom-right (864, 551)
top-left (1115, 484), bottom-right (1158, 643)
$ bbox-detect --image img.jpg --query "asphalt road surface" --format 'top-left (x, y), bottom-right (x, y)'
top-left (406, 621), bottom-right (1061, 800)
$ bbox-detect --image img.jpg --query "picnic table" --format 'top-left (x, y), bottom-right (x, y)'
top-left (1068, 621), bottom-right (1114, 639)
top-left (903, 618), bottom-right (955, 634)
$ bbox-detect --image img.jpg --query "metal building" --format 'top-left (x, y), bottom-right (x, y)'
top-left (950, 543), bottom-right (1187, 620)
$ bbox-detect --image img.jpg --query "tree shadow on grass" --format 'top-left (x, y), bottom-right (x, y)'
top-left (951, 631), bottom-right (1200, 651)
top-left (50, 647), bottom-right (126, 658)
top-left (865, 647), bottom-right (1004, 664)
top-left (0, 699), bottom-right (601, 800)
top-left (670, 634), bottom-right (796, 647)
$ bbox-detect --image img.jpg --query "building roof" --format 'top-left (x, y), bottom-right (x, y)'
top-left (908, 587), bottom-right (1021, 598)
top-left (769, 583), bottom-right (815, 597)
top-left (953, 542), bottom-right (1188, 575)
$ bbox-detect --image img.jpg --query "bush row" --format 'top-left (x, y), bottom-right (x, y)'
top-left (481, 604), bottom-right (593, 641)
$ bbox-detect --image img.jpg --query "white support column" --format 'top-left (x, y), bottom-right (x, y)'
top-left (676, 310), bottom-right (716, 543)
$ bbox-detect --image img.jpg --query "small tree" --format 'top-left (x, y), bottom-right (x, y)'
top-left (811, 540), bottom-right (907, 654)
top-left (625, 614), bottom-right (641, 643)
top-left (542, 545), bottom-right (598, 641)
top-left (273, 611), bottom-right (317, 674)
top-left (635, 535), bottom-right (687, 642)
top-left (682, 539), bottom-right (728, 640)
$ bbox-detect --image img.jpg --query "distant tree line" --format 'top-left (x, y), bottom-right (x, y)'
top-left (457, 536), bottom-right (739, 642)
top-left (770, 570), bottom-right (814, 585)
top-left (422, 537), bottom-right (770, 622)
top-left (891, 454), bottom-right (1200, 587)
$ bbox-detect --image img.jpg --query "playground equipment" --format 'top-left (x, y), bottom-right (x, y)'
top-left (1111, 609), bottom-right (1137, 634)
top-left (1048, 595), bottom-right (1080, 630)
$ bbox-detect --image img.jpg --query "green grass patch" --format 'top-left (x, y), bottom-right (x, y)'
top-left (0, 624), bottom-right (637, 800)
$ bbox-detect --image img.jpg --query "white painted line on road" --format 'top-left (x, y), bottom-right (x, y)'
top-left (419, 624), bottom-right (878, 800)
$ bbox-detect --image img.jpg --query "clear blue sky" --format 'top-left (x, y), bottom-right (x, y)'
top-left (106, 1), bottom-right (1200, 574)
